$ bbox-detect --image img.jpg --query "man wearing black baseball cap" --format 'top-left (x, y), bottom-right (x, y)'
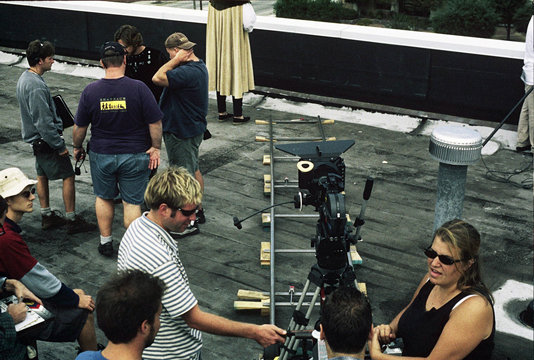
top-left (152, 32), bottom-right (208, 238)
top-left (72, 41), bottom-right (163, 257)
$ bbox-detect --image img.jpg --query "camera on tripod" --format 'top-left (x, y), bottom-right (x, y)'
top-left (277, 140), bottom-right (357, 274)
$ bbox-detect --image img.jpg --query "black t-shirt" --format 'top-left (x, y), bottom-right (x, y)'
top-left (397, 281), bottom-right (494, 360)
top-left (125, 46), bottom-right (167, 102)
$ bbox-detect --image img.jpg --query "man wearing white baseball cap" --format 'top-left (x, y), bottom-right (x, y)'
top-left (0, 167), bottom-right (99, 352)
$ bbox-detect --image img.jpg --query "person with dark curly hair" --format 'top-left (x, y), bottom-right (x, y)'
top-left (75, 270), bottom-right (165, 360)
top-left (114, 25), bottom-right (167, 103)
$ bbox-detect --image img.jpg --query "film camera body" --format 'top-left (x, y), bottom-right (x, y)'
top-left (276, 140), bottom-right (360, 283)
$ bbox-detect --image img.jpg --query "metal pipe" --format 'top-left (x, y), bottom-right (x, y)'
top-left (269, 117), bottom-right (276, 324)
top-left (433, 163), bottom-right (467, 231)
top-left (274, 214), bottom-right (318, 218)
top-left (273, 249), bottom-right (315, 253)
top-left (429, 126), bottom-right (482, 232)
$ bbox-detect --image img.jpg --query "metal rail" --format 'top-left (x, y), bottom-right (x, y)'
top-left (260, 116), bottom-right (331, 324)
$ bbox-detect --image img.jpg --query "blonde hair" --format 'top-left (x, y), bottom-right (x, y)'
top-left (434, 219), bottom-right (493, 303)
top-left (144, 167), bottom-right (202, 210)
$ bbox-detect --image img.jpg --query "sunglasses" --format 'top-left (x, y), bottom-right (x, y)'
top-left (21, 188), bottom-right (36, 198)
top-left (423, 247), bottom-right (462, 266)
top-left (178, 207), bottom-right (198, 217)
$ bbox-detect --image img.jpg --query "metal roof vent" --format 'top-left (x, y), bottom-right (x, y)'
top-left (429, 125), bottom-right (482, 165)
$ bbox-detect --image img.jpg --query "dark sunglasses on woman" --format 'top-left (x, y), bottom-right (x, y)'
top-left (423, 247), bottom-right (462, 266)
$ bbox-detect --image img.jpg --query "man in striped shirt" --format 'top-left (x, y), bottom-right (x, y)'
top-left (117, 167), bottom-right (285, 360)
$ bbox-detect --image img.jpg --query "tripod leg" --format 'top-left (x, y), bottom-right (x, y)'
top-left (280, 285), bottom-right (321, 360)
top-left (280, 279), bottom-right (312, 360)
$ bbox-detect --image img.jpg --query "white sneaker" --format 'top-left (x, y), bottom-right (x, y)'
top-left (170, 222), bottom-right (199, 239)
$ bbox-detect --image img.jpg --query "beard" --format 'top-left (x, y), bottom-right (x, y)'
top-left (144, 323), bottom-right (158, 348)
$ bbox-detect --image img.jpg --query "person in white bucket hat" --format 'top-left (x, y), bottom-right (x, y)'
top-left (0, 167), bottom-right (99, 352)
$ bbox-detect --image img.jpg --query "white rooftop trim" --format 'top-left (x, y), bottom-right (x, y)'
top-left (1, 0), bottom-right (523, 59)
top-left (0, 1), bottom-right (208, 24)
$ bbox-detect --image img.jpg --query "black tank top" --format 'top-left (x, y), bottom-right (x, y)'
top-left (397, 281), bottom-right (495, 359)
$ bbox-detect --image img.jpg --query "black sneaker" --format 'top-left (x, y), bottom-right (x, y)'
top-left (170, 223), bottom-right (199, 239)
top-left (98, 242), bottom-right (114, 257)
top-left (218, 112), bottom-right (233, 122)
top-left (42, 211), bottom-right (66, 230)
top-left (197, 209), bottom-right (206, 224)
top-left (67, 215), bottom-right (98, 234)
top-left (233, 116), bottom-right (250, 125)
top-left (516, 144), bottom-right (532, 152)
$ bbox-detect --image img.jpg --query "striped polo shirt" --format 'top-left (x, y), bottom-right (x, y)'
top-left (118, 213), bottom-right (202, 360)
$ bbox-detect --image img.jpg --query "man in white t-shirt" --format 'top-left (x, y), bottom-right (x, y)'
top-left (117, 166), bottom-right (286, 360)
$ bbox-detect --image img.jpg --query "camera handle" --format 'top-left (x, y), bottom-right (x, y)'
top-left (352, 176), bottom-right (374, 244)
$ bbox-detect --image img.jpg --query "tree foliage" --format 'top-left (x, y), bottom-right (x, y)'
top-left (274, 0), bottom-right (358, 22)
top-left (494, 0), bottom-right (529, 39)
top-left (431, 0), bottom-right (499, 38)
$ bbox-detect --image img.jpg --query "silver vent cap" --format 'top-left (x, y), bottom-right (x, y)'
top-left (429, 125), bottom-right (482, 165)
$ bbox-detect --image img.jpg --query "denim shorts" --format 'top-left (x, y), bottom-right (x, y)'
top-left (35, 151), bottom-right (75, 180)
top-left (89, 151), bottom-right (150, 205)
top-left (163, 132), bottom-right (203, 175)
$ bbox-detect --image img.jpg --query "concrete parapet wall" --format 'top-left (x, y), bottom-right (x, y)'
top-left (0, 0), bottom-right (524, 122)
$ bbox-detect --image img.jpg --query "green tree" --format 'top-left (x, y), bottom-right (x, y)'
top-left (513, 0), bottom-right (534, 34)
top-left (275, 0), bottom-right (357, 22)
top-left (431, 0), bottom-right (499, 38)
top-left (495, 0), bottom-right (529, 39)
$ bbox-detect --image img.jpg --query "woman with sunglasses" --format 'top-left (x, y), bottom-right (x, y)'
top-left (0, 167), bottom-right (99, 352)
top-left (369, 219), bottom-right (494, 360)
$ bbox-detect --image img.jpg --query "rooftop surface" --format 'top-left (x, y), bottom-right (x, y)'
top-left (0, 51), bottom-right (532, 359)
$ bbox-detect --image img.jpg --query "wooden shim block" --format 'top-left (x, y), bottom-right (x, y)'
top-left (260, 241), bottom-right (270, 266)
top-left (263, 154), bottom-right (271, 165)
top-left (264, 184), bottom-right (271, 196)
top-left (357, 282), bottom-right (367, 296)
top-left (256, 136), bottom-right (275, 142)
top-left (325, 136), bottom-right (336, 141)
top-left (234, 300), bottom-right (270, 310)
top-left (350, 245), bottom-right (363, 265)
top-left (237, 289), bottom-right (269, 300)
top-left (261, 213), bottom-right (271, 227)
top-left (264, 174), bottom-right (271, 183)
top-left (322, 119), bottom-right (335, 124)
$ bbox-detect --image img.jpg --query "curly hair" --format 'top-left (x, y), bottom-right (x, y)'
top-left (114, 24), bottom-right (144, 48)
top-left (26, 40), bottom-right (55, 67)
top-left (96, 270), bottom-right (165, 344)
